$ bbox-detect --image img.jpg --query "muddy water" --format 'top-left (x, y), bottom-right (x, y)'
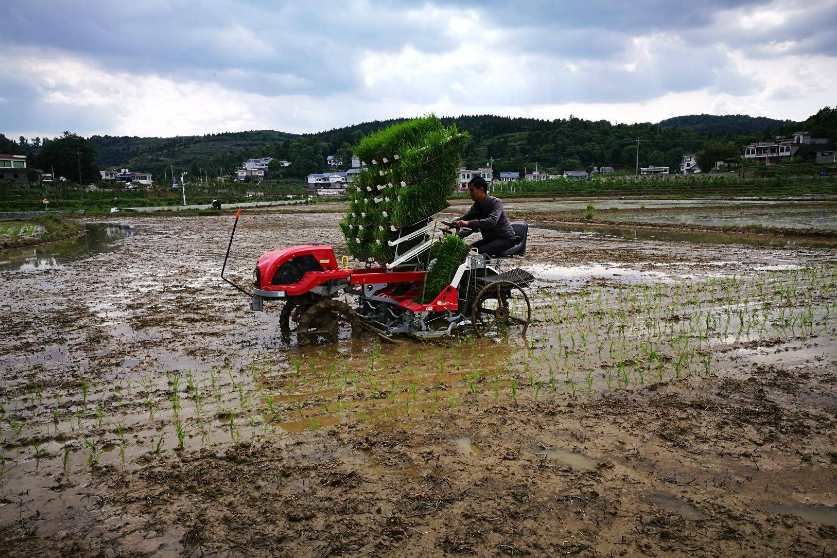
top-left (1, 208), bottom-right (837, 557)
top-left (0, 223), bottom-right (136, 272)
top-left (542, 223), bottom-right (837, 248)
top-left (533, 445), bottom-right (597, 471)
top-left (764, 504), bottom-right (837, 527)
top-left (597, 206), bottom-right (837, 230)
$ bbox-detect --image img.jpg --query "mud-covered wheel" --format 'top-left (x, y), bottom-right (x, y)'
top-left (297, 300), bottom-right (361, 346)
top-left (279, 302), bottom-right (311, 335)
top-left (471, 280), bottom-right (531, 337)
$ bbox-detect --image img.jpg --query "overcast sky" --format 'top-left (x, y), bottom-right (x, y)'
top-left (1, 0), bottom-right (836, 139)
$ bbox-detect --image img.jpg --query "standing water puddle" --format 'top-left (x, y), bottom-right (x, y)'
top-left (454, 437), bottom-right (482, 456)
top-left (534, 446), bottom-right (597, 471)
top-left (0, 223), bottom-right (136, 272)
top-left (643, 492), bottom-right (705, 520)
top-left (526, 263), bottom-right (672, 287)
top-left (764, 504), bottom-right (837, 526)
top-left (598, 207), bottom-right (837, 231)
top-left (542, 224), bottom-right (837, 248)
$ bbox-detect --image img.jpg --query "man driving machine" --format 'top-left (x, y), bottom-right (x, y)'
top-left (447, 176), bottom-right (517, 256)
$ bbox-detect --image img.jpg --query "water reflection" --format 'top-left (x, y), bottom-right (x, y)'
top-left (526, 262), bottom-right (672, 286)
top-left (0, 224), bottom-right (136, 272)
top-left (542, 223), bottom-right (837, 248)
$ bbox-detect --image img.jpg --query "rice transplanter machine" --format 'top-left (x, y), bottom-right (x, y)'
top-left (222, 209), bottom-right (534, 345)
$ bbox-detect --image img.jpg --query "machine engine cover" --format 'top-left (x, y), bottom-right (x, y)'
top-left (255, 245), bottom-right (349, 295)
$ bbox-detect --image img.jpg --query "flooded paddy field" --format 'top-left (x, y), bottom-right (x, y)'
top-left (1, 200), bottom-right (837, 557)
top-left (518, 198), bottom-right (837, 233)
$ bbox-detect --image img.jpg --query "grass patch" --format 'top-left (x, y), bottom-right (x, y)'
top-left (0, 215), bottom-right (82, 251)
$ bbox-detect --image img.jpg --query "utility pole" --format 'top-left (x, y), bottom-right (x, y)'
top-left (181, 172), bottom-right (188, 206)
top-left (77, 150), bottom-right (83, 199)
top-left (635, 138), bottom-right (640, 176)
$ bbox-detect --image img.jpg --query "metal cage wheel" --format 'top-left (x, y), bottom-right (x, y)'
top-left (279, 302), bottom-right (311, 335)
top-left (297, 300), bottom-right (361, 346)
top-left (470, 280), bottom-right (531, 337)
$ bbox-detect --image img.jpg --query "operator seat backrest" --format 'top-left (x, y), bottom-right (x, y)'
top-left (498, 222), bottom-right (528, 257)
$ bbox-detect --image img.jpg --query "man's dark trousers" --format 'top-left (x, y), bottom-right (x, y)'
top-left (472, 237), bottom-right (516, 256)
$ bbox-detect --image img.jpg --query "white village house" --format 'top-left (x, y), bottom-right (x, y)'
top-left (640, 166), bottom-right (669, 175)
top-left (563, 170), bottom-right (589, 181)
top-left (235, 157), bottom-right (274, 182)
top-left (458, 167), bottom-right (493, 189)
top-left (100, 168), bottom-right (153, 187)
top-left (244, 157), bottom-right (272, 171)
top-left (743, 131), bottom-right (834, 165)
top-left (0, 153), bottom-right (35, 185)
top-left (680, 154), bottom-right (700, 174)
top-left (591, 166), bottom-right (616, 176)
top-left (236, 168), bottom-right (264, 181)
top-left (524, 163), bottom-right (557, 181)
top-left (524, 170), bottom-right (549, 181)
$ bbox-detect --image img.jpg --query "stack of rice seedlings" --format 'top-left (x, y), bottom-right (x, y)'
top-left (390, 127), bottom-right (469, 228)
top-left (341, 116), bottom-right (469, 264)
top-left (417, 234), bottom-right (469, 303)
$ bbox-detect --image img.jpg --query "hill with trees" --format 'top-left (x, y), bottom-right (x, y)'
top-left (86, 130), bottom-right (298, 183)
top-left (658, 114), bottom-right (795, 135)
top-left (774, 106), bottom-right (837, 143)
top-left (62, 116), bottom-right (712, 179)
top-left (4, 107), bottom-right (835, 183)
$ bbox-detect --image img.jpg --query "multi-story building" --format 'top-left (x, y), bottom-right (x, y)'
top-left (100, 168), bottom-right (153, 187)
top-left (0, 154), bottom-right (34, 185)
top-left (680, 154), bottom-right (700, 174)
top-left (524, 170), bottom-right (549, 181)
top-left (306, 171), bottom-right (358, 188)
top-left (458, 167), bottom-right (493, 189)
top-left (234, 157), bottom-right (274, 182)
top-left (244, 157), bottom-right (272, 171)
top-left (743, 131), bottom-right (833, 165)
top-left (524, 163), bottom-right (551, 181)
top-left (236, 168), bottom-right (265, 182)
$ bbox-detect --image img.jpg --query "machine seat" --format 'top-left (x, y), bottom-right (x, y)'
top-left (496, 222), bottom-right (528, 257)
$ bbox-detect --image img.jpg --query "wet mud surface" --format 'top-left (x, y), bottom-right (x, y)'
top-left (1, 200), bottom-right (836, 557)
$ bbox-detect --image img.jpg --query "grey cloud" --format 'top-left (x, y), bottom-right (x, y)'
top-left (0, 0), bottom-right (833, 137)
top-left (432, 0), bottom-right (764, 31)
top-left (498, 28), bottom-right (632, 61)
top-left (0, 80), bottom-right (113, 136)
top-left (0, 0), bottom-right (460, 97)
top-left (679, 1), bottom-right (837, 58)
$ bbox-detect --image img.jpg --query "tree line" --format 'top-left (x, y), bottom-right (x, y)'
top-left (4, 108), bottom-right (835, 186)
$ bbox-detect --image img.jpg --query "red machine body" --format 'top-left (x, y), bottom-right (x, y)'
top-left (254, 244), bottom-right (457, 312)
top-left (256, 245), bottom-right (350, 297)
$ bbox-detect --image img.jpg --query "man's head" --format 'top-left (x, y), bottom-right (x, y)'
top-left (467, 176), bottom-right (488, 202)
